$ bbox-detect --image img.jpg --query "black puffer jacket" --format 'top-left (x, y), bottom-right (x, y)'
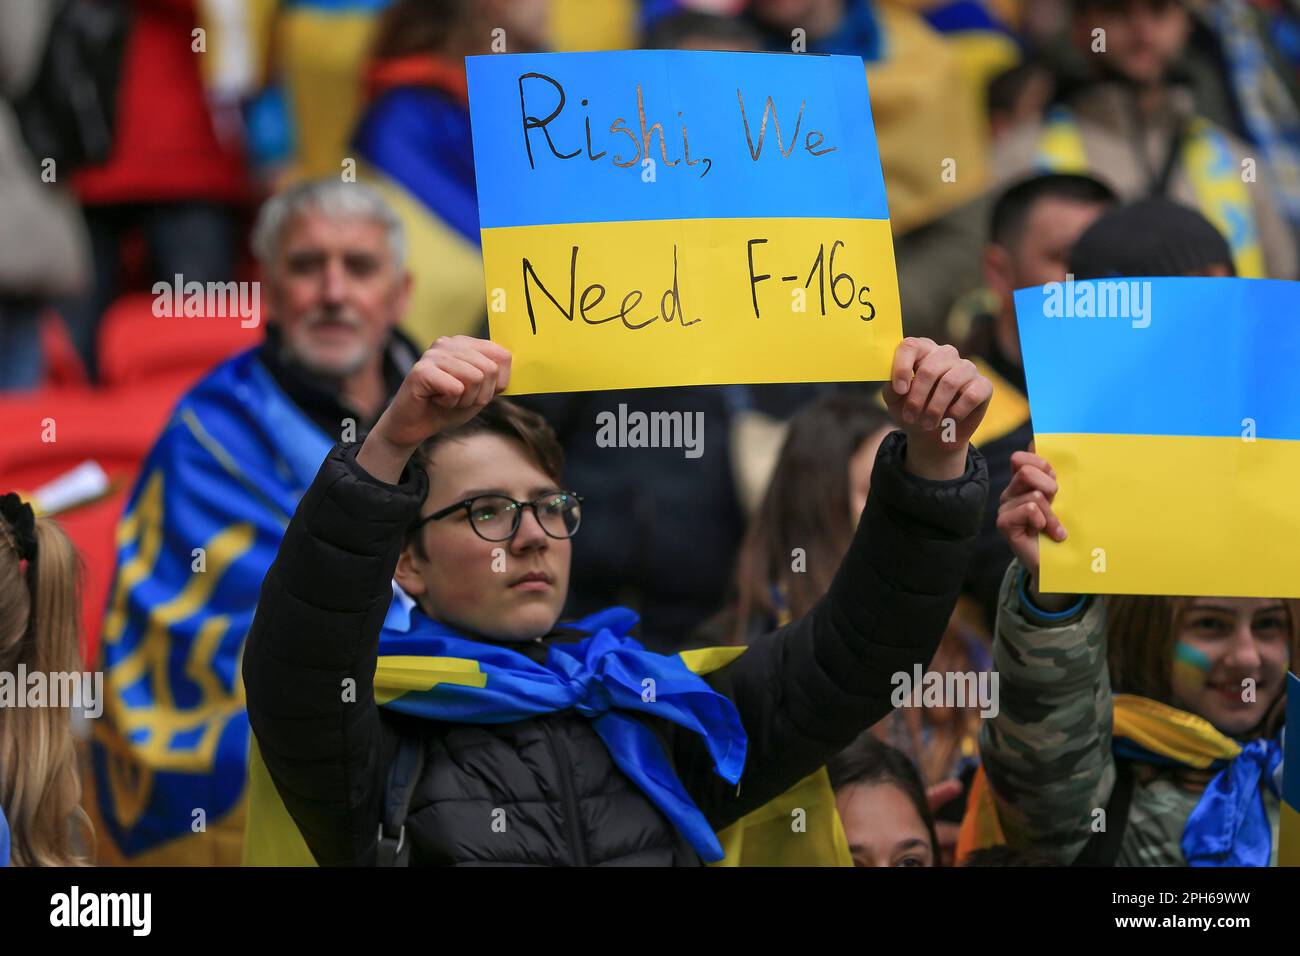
top-left (243, 431), bottom-right (987, 866)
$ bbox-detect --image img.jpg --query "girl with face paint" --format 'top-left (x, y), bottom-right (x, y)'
top-left (966, 449), bottom-right (1297, 867)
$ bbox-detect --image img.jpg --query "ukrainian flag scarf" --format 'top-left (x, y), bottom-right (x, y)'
top-left (958, 694), bottom-right (1281, 865)
top-left (244, 596), bottom-right (853, 866)
top-left (1036, 106), bottom-right (1266, 278)
top-left (376, 604), bottom-right (746, 861)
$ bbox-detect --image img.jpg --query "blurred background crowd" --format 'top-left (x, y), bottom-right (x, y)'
top-left (2, 0), bottom-right (1300, 867)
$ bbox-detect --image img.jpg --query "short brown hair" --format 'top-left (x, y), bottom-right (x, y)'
top-left (405, 399), bottom-right (564, 555)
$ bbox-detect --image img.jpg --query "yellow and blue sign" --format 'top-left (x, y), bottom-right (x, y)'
top-left (1016, 276), bottom-right (1300, 597)
top-left (466, 50), bottom-right (902, 395)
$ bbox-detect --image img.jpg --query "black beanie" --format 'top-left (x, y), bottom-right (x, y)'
top-left (1067, 199), bottom-right (1235, 280)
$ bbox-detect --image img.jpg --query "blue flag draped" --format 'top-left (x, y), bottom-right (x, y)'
top-left (91, 350), bottom-right (334, 863)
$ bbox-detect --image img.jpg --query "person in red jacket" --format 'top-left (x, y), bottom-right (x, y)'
top-left (63, 0), bottom-right (252, 381)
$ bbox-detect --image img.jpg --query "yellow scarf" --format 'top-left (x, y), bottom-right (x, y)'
top-left (956, 694), bottom-right (1242, 861)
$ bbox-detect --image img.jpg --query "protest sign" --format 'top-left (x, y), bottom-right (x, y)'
top-left (465, 50), bottom-right (901, 394)
top-left (1016, 276), bottom-right (1300, 597)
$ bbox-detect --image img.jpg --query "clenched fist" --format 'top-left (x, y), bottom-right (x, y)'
top-left (883, 338), bottom-right (993, 481)
top-left (357, 336), bottom-right (512, 483)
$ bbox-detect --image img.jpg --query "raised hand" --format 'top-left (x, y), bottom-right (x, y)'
top-left (357, 336), bottom-right (512, 483)
top-left (995, 449), bottom-right (1067, 577)
top-left (883, 338), bottom-right (992, 480)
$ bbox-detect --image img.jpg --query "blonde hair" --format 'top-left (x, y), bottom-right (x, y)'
top-left (0, 513), bottom-right (93, 865)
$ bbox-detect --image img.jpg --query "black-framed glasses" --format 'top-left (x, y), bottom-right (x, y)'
top-left (411, 491), bottom-right (584, 542)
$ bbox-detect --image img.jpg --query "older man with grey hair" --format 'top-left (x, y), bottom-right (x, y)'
top-left (88, 180), bottom-right (419, 866)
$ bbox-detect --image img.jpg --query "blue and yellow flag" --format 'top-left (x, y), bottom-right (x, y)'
top-left (465, 50), bottom-right (903, 395)
top-left (1015, 276), bottom-right (1300, 597)
top-left (265, 0), bottom-right (394, 178)
top-left (351, 52), bottom-right (487, 346)
top-left (90, 351), bottom-right (334, 865)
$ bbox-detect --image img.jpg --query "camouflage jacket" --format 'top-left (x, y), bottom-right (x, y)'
top-left (980, 561), bottom-right (1281, 866)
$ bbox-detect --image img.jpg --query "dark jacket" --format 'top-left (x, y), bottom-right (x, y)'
top-left (242, 430), bottom-right (988, 866)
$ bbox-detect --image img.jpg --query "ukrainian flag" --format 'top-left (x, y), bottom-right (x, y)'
top-left (89, 352), bottom-right (334, 865)
top-left (351, 52), bottom-right (487, 347)
top-left (465, 50), bottom-right (903, 395)
top-left (1015, 276), bottom-right (1300, 597)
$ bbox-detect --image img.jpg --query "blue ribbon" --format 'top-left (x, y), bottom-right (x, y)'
top-left (0, 799), bottom-right (9, 866)
top-left (1181, 738), bottom-right (1283, 867)
top-left (378, 603), bottom-right (747, 861)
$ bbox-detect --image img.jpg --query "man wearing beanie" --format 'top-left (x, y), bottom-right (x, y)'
top-left (1068, 197), bottom-right (1236, 278)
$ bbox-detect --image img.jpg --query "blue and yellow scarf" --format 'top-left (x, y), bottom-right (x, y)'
top-left (376, 601), bottom-right (745, 861)
top-left (1036, 106), bottom-right (1266, 277)
top-left (244, 593), bottom-right (852, 866)
top-left (958, 694), bottom-right (1282, 866)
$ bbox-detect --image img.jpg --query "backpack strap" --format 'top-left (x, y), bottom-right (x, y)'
top-left (1073, 758), bottom-right (1135, 866)
top-left (1150, 115), bottom-right (1189, 200)
top-left (376, 733), bottom-right (427, 867)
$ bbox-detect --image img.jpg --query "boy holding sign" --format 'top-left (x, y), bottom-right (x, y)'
top-left (242, 334), bottom-right (992, 865)
top-left (961, 201), bottom-right (1295, 866)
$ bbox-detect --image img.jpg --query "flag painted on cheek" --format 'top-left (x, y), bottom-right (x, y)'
top-left (465, 50), bottom-right (903, 394)
top-left (1015, 276), bottom-right (1300, 597)
top-left (1172, 641), bottom-right (1213, 698)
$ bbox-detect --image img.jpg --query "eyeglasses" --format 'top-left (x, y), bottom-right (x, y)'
top-left (411, 491), bottom-right (584, 542)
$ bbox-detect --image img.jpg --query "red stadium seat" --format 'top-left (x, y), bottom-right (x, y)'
top-left (97, 292), bottom-right (263, 389)
top-left (0, 381), bottom-right (193, 665)
top-left (39, 309), bottom-right (89, 388)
